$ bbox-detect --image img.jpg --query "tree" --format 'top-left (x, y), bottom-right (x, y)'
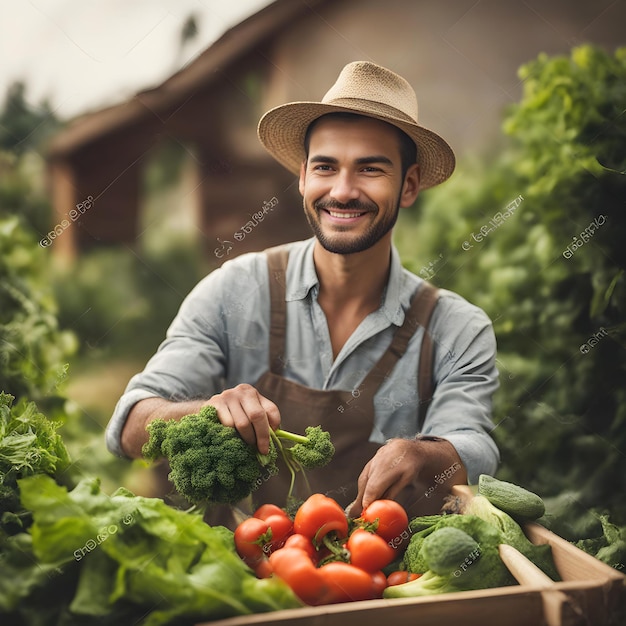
top-left (0, 82), bottom-right (59, 155)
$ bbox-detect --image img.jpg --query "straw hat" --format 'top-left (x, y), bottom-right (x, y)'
top-left (257, 61), bottom-right (455, 190)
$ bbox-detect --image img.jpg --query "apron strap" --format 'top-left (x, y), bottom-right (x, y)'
top-left (415, 283), bottom-right (440, 429)
top-left (359, 281), bottom-right (440, 429)
top-left (264, 247), bottom-right (440, 428)
top-left (265, 246), bottom-right (290, 375)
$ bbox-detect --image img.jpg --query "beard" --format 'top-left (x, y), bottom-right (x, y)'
top-left (304, 198), bottom-right (401, 255)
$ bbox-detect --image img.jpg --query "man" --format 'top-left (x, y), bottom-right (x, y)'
top-left (106, 61), bottom-right (499, 521)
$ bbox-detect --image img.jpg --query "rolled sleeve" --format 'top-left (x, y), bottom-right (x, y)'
top-left (422, 294), bottom-right (501, 483)
top-left (104, 257), bottom-right (253, 458)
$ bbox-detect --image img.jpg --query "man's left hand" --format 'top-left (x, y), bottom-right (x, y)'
top-left (347, 437), bottom-right (467, 518)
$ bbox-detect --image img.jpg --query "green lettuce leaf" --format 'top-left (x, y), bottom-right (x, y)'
top-left (16, 474), bottom-right (301, 624)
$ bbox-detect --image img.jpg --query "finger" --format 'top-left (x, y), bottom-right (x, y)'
top-left (349, 459), bottom-right (373, 516)
top-left (360, 454), bottom-right (410, 511)
top-left (209, 385), bottom-right (273, 453)
top-left (258, 394), bottom-right (281, 431)
top-left (238, 392), bottom-right (273, 454)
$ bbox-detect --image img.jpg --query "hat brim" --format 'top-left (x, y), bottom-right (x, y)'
top-left (258, 101), bottom-right (455, 190)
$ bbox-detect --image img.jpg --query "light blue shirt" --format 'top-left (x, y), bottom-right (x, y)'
top-left (106, 237), bottom-right (500, 482)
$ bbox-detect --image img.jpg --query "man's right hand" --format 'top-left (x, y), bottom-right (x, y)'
top-left (207, 384), bottom-right (281, 455)
top-left (121, 385), bottom-right (280, 459)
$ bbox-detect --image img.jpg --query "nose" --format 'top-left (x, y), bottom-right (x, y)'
top-left (329, 170), bottom-right (360, 204)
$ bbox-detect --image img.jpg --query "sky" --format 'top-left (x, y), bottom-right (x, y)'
top-left (0, 0), bottom-right (273, 120)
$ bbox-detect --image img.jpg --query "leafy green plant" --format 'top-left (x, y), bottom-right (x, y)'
top-left (395, 45), bottom-right (626, 538)
top-left (0, 216), bottom-right (77, 405)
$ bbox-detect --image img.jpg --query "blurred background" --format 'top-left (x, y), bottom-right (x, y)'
top-left (1, 0), bottom-right (624, 563)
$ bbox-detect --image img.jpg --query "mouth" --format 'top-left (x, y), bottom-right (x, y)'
top-left (326, 210), bottom-right (366, 219)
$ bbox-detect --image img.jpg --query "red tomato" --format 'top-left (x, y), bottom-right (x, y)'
top-left (371, 570), bottom-right (388, 598)
top-left (253, 503), bottom-right (288, 520)
top-left (264, 513), bottom-right (294, 553)
top-left (317, 561), bottom-right (376, 603)
top-left (233, 517), bottom-right (270, 568)
top-left (253, 558), bottom-right (273, 579)
top-left (294, 494), bottom-right (348, 543)
top-left (386, 570), bottom-right (422, 586)
top-left (283, 533), bottom-right (317, 560)
top-left (360, 500), bottom-right (409, 544)
top-left (346, 528), bottom-right (396, 572)
top-left (269, 547), bottom-right (329, 606)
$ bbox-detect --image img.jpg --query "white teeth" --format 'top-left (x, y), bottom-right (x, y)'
top-left (328, 211), bottom-right (363, 218)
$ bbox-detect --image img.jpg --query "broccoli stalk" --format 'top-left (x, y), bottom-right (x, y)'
top-left (269, 426), bottom-right (334, 503)
top-left (142, 405), bottom-right (334, 509)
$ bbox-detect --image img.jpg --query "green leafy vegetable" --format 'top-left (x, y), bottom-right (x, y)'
top-left (461, 494), bottom-right (560, 580)
top-left (0, 392), bottom-right (71, 536)
top-left (1, 474), bottom-right (300, 625)
top-left (387, 513), bottom-right (515, 597)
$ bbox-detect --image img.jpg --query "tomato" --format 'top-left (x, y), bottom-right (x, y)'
top-left (233, 517), bottom-right (271, 568)
top-left (360, 500), bottom-right (409, 544)
top-left (386, 570), bottom-right (422, 586)
top-left (346, 528), bottom-right (395, 572)
top-left (294, 494), bottom-right (349, 544)
top-left (269, 547), bottom-right (329, 605)
top-left (253, 503), bottom-right (288, 520)
top-left (317, 561), bottom-right (376, 603)
top-left (264, 513), bottom-right (294, 552)
top-left (253, 558), bottom-right (273, 579)
top-left (283, 533), bottom-right (317, 560)
top-left (371, 570), bottom-right (388, 598)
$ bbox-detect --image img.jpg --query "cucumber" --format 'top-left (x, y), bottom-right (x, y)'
top-left (478, 474), bottom-right (545, 522)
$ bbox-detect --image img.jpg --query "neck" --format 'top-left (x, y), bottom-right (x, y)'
top-left (313, 236), bottom-right (392, 310)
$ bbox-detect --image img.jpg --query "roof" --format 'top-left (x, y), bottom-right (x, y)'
top-left (47, 0), bottom-right (330, 158)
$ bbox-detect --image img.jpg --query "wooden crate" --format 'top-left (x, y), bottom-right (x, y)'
top-left (201, 513), bottom-right (625, 626)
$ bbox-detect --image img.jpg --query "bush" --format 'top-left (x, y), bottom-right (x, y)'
top-left (395, 45), bottom-right (626, 529)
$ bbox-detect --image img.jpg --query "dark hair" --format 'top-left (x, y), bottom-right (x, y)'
top-left (303, 112), bottom-right (418, 180)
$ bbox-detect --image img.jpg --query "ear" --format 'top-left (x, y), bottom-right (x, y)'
top-left (399, 163), bottom-right (420, 208)
top-left (298, 160), bottom-right (307, 196)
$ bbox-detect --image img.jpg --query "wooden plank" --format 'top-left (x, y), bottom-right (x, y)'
top-left (203, 587), bottom-right (547, 626)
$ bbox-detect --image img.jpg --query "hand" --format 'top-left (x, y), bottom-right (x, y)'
top-left (348, 438), bottom-right (424, 517)
top-left (347, 437), bottom-right (468, 518)
top-left (208, 384), bottom-right (281, 455)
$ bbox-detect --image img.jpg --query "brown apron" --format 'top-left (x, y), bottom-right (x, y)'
top-left (204, 246), bottom-right (439, 528)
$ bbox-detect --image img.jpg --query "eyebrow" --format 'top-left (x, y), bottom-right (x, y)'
top-left (309, 155), bottom-right (394, 166)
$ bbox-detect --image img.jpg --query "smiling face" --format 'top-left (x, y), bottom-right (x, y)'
top-left (299, 115), bottom-right (420, 255)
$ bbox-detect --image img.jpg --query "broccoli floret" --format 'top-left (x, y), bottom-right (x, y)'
top-left (143, 406), bottom-right (278, 506)
top-left (273, 426), bottom-right (334, 469)
top-left (142, 405), bottom-right (334, 508)
top-left (389, 513), bottom-right (516, 598)
top-left (269, 425), bottom-right (334, 504)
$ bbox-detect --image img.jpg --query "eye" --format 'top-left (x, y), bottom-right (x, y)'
top-left (312, 164), bottom-right (334, 173)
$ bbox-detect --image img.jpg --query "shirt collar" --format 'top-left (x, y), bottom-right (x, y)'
top-left (286, 237), bottom-right (407, 327)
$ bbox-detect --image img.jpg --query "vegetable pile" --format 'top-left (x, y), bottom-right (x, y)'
top-left (231, 476), bottom-right (567, 605)
top-left (385, 474), bottom-right (560, 599)
top-left (0, 395), bottom-right (301, 626)
top-left (142, 405), bottom-right (334, 507)
top-left (233, 494), bottom-right (411, 605)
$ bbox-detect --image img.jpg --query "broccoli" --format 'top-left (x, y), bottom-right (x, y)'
top-left (386, 513), bottom-right (516, 598)
top-left (420, 527), bottom-right (480, 577)
top-left (142, 405), bottom-right (334, 508)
